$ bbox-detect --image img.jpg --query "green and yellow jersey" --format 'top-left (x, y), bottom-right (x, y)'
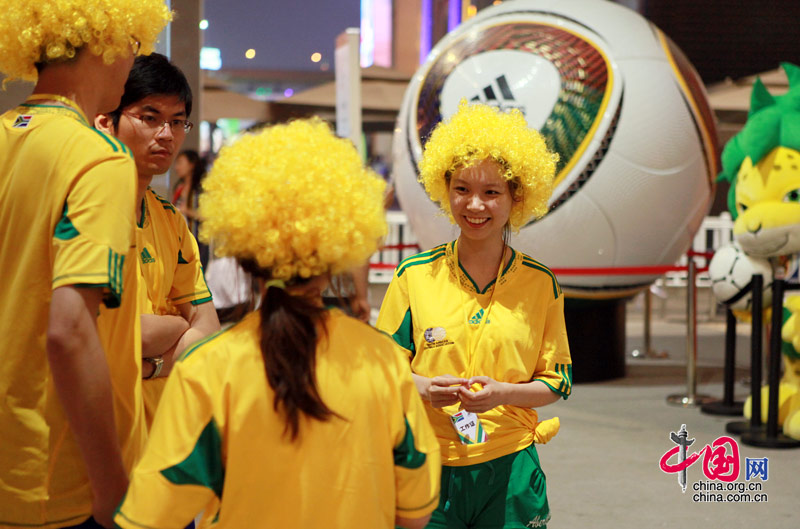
top-left (137, 187), bottom-right (212, 427)
top-left (376, 241), bottom-right (572, 467)
top-left (115, 309), bottom-right (440, 528)
top-left (0, 99), bottom-right (145, 528)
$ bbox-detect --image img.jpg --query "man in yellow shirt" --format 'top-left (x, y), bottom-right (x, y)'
top-left (96, 53), bottom-right (219, 427)
top-left (0, 2), bottom-right (170, 528)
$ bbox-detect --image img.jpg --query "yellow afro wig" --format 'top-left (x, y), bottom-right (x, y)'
top-left (0, 0), bottom-right (171, 82)
top-left (200, 118), bottom-right (388, 281)
top-left (418, 101), bottom-right (558, 229)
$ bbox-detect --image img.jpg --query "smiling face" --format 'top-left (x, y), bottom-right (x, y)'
top-left (114, 94), bottom-right (188, 181)
top-left (448, 158), bottom-right (515, 243)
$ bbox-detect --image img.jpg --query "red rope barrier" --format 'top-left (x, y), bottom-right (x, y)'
top-left (379, 243), bottom-right (421, 251)
top-left (686, 249), bottom-right (715, 259)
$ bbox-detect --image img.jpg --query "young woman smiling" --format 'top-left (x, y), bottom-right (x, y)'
top-left (377, 102), bottom-right (573, 529)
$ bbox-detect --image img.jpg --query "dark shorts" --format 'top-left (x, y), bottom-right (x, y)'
top-left (426, 444), bottom-right (550, 529)
top-left (63, 518), bottom-right (104, 529)
top-left (64, 516), bottom-right (195, 529)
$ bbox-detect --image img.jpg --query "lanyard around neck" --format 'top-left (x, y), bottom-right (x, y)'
top-left (454, 239), bottom-right (506, 377)
top-left (24, 94), bottom-right (89, 125)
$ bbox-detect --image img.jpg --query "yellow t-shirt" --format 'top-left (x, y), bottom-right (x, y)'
top-left (137, 187), bottom-right (212, 427)
top-left (115, 310), bottom-right (441, 528)
top-left (0, 100), bottom-right (145, 527)
top-left (376, 241), bottom-right (572, 466)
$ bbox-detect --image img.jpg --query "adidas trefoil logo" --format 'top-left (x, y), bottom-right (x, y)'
top-left (470, 74), bottom-right (526, 114)
top-left (469, 308), bottom-right (490, 325)
top-left (140, 247), bottom-right (155, 264)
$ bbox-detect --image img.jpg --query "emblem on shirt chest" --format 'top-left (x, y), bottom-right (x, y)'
top-left (423, 326), bottom-right (454, 349)
top-left (140, 247), bottom-right (156, 264)
top-left (468, 308), bottom-right (491, 325)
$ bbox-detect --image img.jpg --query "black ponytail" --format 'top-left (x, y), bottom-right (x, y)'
top-left (241, 260), bottom-right (338, 440)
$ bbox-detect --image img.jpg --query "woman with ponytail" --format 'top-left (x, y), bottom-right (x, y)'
top-left (114, 119), bottom-right (441, 529)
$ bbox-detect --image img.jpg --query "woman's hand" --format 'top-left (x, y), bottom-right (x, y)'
top-left (415, 374), bottom-right (467, 408)
top-left (458, 376), bottom-right (508, 413)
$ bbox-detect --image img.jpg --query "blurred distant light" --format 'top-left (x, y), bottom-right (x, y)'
top-left (467, 4), bottom-right (478, 18)
top-left (199, 19), bottom-right (209, 30)
top-left (255, 87), bottom-right (268, 96)
top-left (200, 47), bottom-right (222, 70)
top-left (311, 52), bottom-right (322, 63)
top-left (493, 0), bottom-right (502, 5)
top-left (447, 0), bottom-right (461, 31)
top-left (284, 88), bottom-right (294, 98)
top-left (361, 0), bottom-right (392, 68)
top-left (245, 48), bottom-right (256, 59)
top-left (320, 62), bottom-right (330, 72)
top-left (420, 0), bottom-right (432, 64)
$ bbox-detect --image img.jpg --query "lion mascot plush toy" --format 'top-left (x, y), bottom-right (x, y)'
top-left (713, 62), bottom-right (800, 439)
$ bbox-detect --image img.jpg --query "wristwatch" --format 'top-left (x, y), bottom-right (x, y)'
top-left (143, 356), bottom-right (164, 380)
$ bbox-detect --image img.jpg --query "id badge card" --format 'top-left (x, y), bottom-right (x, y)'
top-left (450, 410), bottom-right (488, 445)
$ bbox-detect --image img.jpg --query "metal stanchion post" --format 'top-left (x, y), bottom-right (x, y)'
top-left (727, 274), bottom-right (764, 435)
top-left (668, 257), bottom-right (714, 407)
top-left (644, 288), bottom-right (652, 355)
top-left (701, 307), bottom-right (744, 415)
top-left (631, 286), bottom-right (669, 359)
top-left (742, 278), bottom-right (800, 448)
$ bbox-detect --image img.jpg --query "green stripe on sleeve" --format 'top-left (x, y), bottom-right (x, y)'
top-left (190, 295), bottom-right (213, 306)
top-left (160, 418), bottom-right (225, 498)
top-left (393, 416), bottom-right (427, 469)
top-left (53, 203), bottom-right (79, 240)
top-left (536, 363), bottom-right (572, 400)
top-left (391, 308), bottom-right (415, 355)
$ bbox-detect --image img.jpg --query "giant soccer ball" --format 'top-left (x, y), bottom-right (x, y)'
top-left (393, 0), bottom-right (718, 298)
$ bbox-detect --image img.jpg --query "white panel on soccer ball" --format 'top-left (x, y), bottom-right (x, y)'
top-left (440, 51), bottom-right (561, 130)
top-left (611, 61), bottom-right (704, 171)
top-left (544, 1), bottom-right (664, 62)
top-left (515, 192), bottom-right (616, 270)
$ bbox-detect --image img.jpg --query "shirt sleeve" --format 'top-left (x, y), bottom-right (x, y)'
top-left (169, 214), bottom-right (212, 307)
top-left (114, 355), bottom-right (220, 528)
top-left (390, 344), bottom-right (441, 519)
top-left (52, 155), bottom-right (136, 308)
top-left (533, 291), bottom-right (573, 400)
top-left (375, 270), bottom-right (415, 356)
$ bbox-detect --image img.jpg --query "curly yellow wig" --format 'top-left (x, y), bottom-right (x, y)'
top-left (0, 0), bottom-right (171, 82)
top-left (200, 118), bottom-right (388, 281)
top-left (418, 101), bottom-right (558, 229)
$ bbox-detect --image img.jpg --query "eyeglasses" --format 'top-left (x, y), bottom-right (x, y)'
top-left (130, 37), bottom-right (141, 55)
top-left (123, 111), bottom-right (194, 134)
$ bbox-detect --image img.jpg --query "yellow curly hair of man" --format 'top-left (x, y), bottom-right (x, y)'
top-left (418, 101), bottom-right (558, 229)
top-left (200, 118), bottom-right (388, 281)
top-left (0, 0), bottom-right (171, 82)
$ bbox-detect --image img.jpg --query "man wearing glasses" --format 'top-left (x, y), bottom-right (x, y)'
top-left (96, 53), bottom-right (220, 429)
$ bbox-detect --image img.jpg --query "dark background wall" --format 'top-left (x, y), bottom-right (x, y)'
top-left (644, 0), bottom-right (800, 83)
